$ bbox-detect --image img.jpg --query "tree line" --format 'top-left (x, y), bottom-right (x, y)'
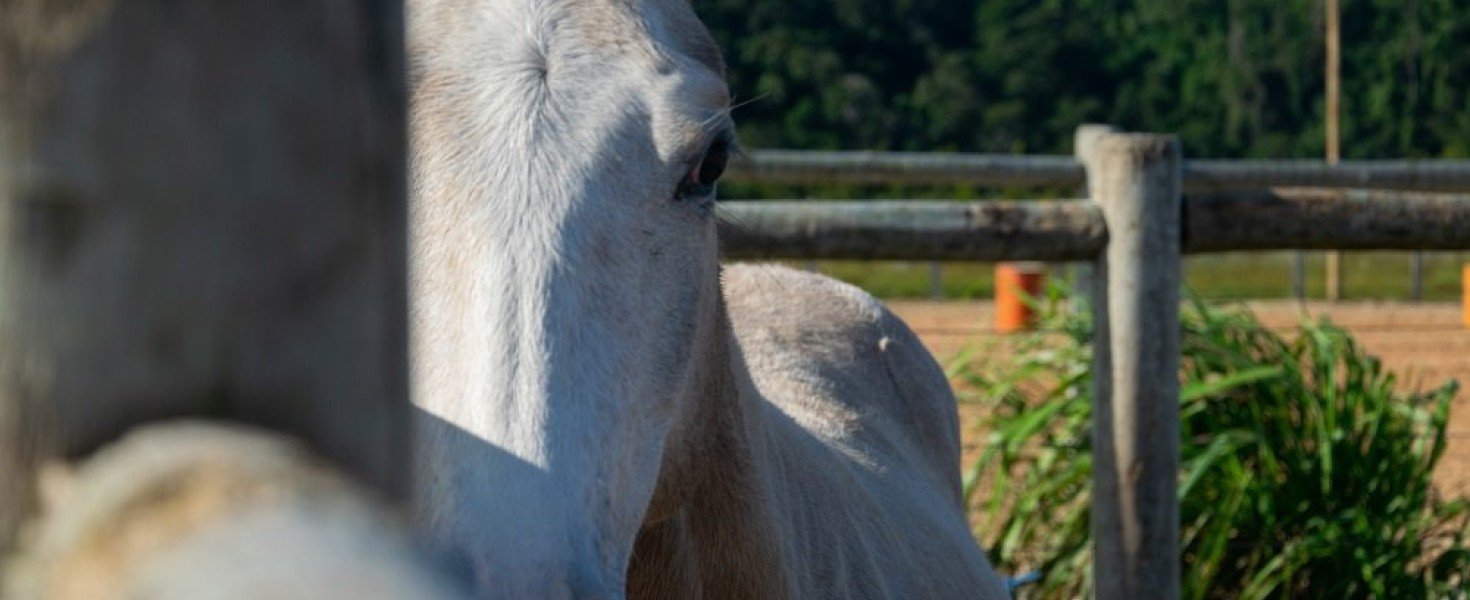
top-left (697, 0), bottom-right (1469, 159)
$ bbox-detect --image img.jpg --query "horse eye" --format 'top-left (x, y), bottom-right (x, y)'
top-left (675, 136), bottom-right (731, 202)
top-left (696, 138), bottom-right (729, 186)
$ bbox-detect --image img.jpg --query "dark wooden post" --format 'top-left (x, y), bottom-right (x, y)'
top-left (0, 1), bottom-right (408, 552)
top-left (1082, 131), bottom-right (1183, 600)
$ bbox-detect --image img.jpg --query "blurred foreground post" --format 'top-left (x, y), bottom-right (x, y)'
top-left (1082, 132), bottom-right (1182, 600)
top-left (0, 0), bottom-right (409, 554)
top-left (7, 423), bottom-right (469, 599)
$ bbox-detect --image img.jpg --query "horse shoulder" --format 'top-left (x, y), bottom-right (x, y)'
top-left (721, 263), bottom-right (964, 504)
top-left (721, 264), bottom-right (1008, 599)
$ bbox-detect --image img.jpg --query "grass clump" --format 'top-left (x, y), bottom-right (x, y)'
top-left (956, 287), bottom-right (1470, 599)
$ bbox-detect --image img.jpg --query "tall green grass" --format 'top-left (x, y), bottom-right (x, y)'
top-left (953, 287), bottom-right (1470, 599)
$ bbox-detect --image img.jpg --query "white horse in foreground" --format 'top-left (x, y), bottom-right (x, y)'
top-left (407, 1), bottom-right (1010, 598)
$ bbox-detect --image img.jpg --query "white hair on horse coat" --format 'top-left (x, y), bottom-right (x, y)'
top-left (407, 1), bottom-right (1009, 598)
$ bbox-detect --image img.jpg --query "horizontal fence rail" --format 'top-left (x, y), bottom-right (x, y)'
top-left (1184, 161), bottom-right (1470, 193)
top-left (726, 151), bottom-right (1084, 188)
top-left (717, 200), bottom-right (1102, 261)
top-left (726, 150), bottom-right (1470, 193)
top-left (717, 190), bottom-right (1470, 260)
top-left (1186, 189), bottom-right (1470, 252)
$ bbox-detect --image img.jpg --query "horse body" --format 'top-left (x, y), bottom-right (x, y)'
top-left (658, 264), bottom-right (1006, 600)
top-left (624, 264), bottom-right (1008, 600)
top-left (407, 1), bottom-right (1007, 597)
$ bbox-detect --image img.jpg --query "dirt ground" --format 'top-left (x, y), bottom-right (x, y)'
top-left (886, 300), bottom-right (1470, 499)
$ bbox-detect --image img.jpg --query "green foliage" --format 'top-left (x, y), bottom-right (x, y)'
top-left (954, 287), bottom-right (1470, 598)
top-left (696, 0), bottom-right (1470, 163)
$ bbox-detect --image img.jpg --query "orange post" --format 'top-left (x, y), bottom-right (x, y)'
top-left (995, 262), bottom-right (1047, 333)
top-left (1463, 265), bottom-right (1470, 328)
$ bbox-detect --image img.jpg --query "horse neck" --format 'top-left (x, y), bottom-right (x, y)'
top-left (627, 297), bottom-right (795, 600)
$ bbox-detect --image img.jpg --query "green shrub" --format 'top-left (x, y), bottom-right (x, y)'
top-left (956, 287), bottom-right (1470, 599)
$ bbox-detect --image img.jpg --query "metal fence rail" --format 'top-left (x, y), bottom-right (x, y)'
top-left (726, 149), bottom-right (1470, 193)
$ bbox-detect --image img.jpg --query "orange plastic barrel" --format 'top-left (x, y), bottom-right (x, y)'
top-left (995, 262), bottom-right (1047, 333)
top-left (1463, 265), bottom-right (1470, 328)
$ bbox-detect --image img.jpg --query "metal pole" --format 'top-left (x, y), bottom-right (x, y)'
top-left (1325, 0), bottom-right (1344, 301)
top-left (1082, 132), bottom-right (1183, 600)
top-left (1293, 253), bottom-right (1308, 300)
top-left (1411, 252), bottom-right (1425, 300)
top-left (928, 261), bottom-right (944, 299)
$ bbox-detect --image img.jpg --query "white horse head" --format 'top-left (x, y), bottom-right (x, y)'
top-left (408, 0), bottom-right (732, 596)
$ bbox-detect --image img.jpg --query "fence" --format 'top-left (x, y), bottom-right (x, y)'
top-left (727, 148), bottom-right (1470, 299)
top-left (718, 128), bottom-right (1470, 599)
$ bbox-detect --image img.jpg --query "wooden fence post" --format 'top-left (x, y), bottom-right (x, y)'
top-left (0, 1), bottom-right (409, 553)
top-left (1082, 132), bottom-right (1183, 600)
top-left (1072, 125), bottom-right (1116, 317)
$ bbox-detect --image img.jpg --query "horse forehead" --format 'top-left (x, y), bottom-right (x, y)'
top-left (410, 0), bottom-right (726, 168)
top-left (549, 0), bottom-right (723, 76)
top-left (411, 0), bottom-right (723, 89)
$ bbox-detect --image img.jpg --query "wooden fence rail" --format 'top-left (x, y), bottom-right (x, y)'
top-left (719, 189), bottom-right (1470, 261)
top-left (1186, 189), bottom-right (1470, 252)
top-left (718, 201), bottom-right (1102, 261)
top-left (727, 149), bottom-right (1470, 193)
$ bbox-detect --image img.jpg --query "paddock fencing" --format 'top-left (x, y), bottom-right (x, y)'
top-left (717, 126), bottom-right (1470, 600)
top-left (724, 146), bottom-right (1470, 300)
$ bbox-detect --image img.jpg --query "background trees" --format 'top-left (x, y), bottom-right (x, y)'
top-left (697, 0), bottom-right (1470, 159)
